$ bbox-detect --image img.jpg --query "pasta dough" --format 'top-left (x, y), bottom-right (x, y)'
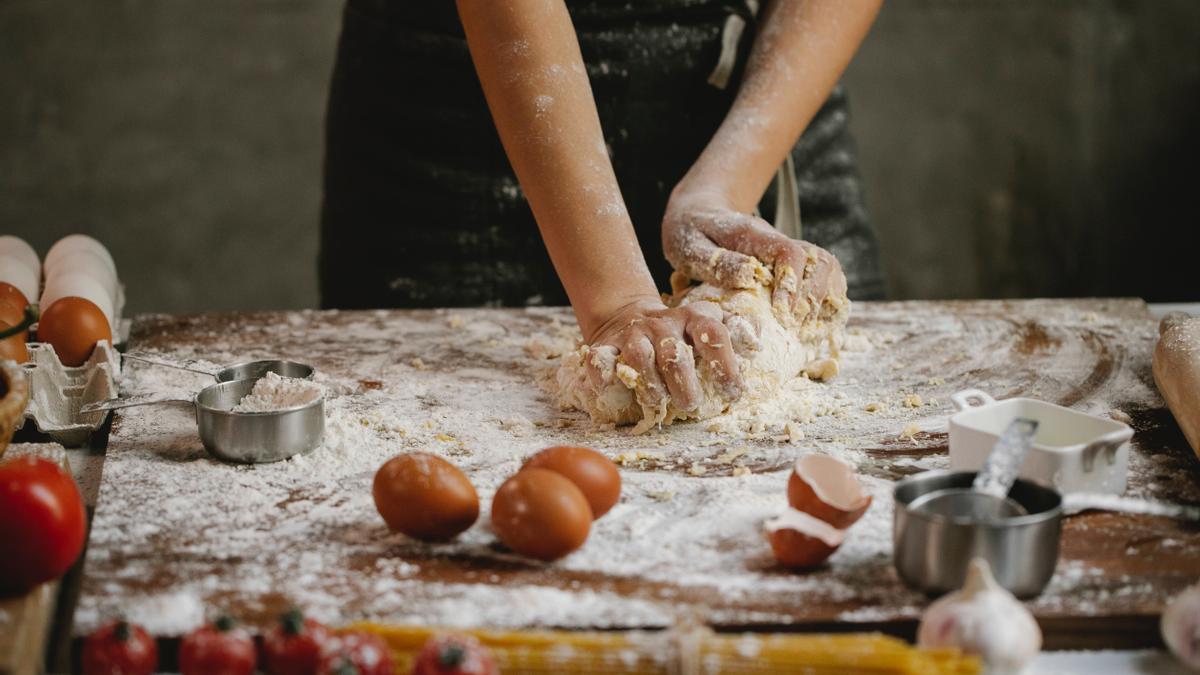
top-left (555, 275), bottom-right (849, 434)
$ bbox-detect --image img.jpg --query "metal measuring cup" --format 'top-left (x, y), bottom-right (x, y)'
top-left (893, 470), bottom-right (1062, 598)
top-left (123, 352), bottom-right (315, 383)
top-left (81, 378), bottom-right (325, 464)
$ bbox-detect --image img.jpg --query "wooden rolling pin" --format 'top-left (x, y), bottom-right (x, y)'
top-left (1154, 312), bottom-right (1200, 458)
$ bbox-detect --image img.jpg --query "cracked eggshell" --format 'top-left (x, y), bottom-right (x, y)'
top-left (764, 508), bottom-right (846, 569)
top-left (787, 453), bottom-right (872, 529)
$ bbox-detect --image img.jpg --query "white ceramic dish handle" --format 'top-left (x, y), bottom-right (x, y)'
top-left (951, 389), bottom-right (997, 411)
top-left (1080, 426), bottom-right (1135, 471)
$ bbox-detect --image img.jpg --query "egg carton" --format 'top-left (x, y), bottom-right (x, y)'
top-left (19, 340), bottom-right (121, 447)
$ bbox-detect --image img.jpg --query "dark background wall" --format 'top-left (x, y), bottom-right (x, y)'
top-left (2, 0), bottom-right (1197, 314)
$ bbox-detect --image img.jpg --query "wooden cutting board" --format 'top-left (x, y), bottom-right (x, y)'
top-left (73, 300), bottom-right (1200, 650)
top-left (0, 444), bottom-right (69, 675)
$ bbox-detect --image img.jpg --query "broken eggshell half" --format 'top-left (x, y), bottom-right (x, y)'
top-left (764, 508), bottom-right (846, 569)
top-left (787, 453), bottom-right (872, 529)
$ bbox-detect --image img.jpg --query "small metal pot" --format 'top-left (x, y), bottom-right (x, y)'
top-left (81, 379), bottom-right (324, 464)
top-left (893, 470), bottom-right (1062, 598)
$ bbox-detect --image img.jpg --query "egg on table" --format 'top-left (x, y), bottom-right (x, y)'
top-left (372, 453), bottom-right (480, 541)
top-left (491, 467), bottom-right (592, 561)
top-left (521, 445), bottom-right (621, 519)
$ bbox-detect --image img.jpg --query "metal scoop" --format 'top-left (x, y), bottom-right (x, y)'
top-left (909, 417), bottom-right (1039, 521)
top-left (123, 352), bottom-right (314, 383)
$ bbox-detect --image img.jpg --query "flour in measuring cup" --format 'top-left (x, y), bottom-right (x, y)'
top-left (232, 371), bottom-right (323, 413)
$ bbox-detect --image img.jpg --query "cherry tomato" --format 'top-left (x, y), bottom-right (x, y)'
top-left (82, 620), bottom-right (158, 675)
top-left (179, 616), bottom-right (256, 675)
top-left (0, 456), bottom-right (86, 596)
top-left (412, 634), bottom-right (498, 675)
top-left (264, 608), bottom-right (331, 675)
top-left (316, 632), bottom-right (393, 675)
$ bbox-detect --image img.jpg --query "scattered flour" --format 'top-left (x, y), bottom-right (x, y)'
top-left (74, 301), bottom-right (1187, 639)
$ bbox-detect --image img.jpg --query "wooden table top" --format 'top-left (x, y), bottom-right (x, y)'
top-left (72, 299), bottom-right (1200, 650)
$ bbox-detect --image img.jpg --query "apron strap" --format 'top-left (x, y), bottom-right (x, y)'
top-left (773, 152), bottom-right (803, 240)
top-left (706, 1), bottom-right (759, 90)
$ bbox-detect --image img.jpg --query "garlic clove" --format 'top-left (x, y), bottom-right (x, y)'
top-left (787, 453), bottom-right (872, 529)
top-left (764, 508), bottom-right (846, 569)
top-left (917, 558), bottom-right (1042, 675)
top-left (1162, 582), bottom-right (1200, 669)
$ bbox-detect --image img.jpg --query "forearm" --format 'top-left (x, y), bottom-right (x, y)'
top-left (678, 0), bottom-right (881, 212)
top-left (457, 0), bottom-right (658, 339)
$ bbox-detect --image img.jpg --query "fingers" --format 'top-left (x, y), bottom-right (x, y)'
top-left (664, 219), bottom-right (769, 290)
top-left (684, 314), bottom-right (744, 401)
top-left (583, 342), bottom-right (616, 380)
top-left (647, 320), bottom-right (703, 412)
top-left (619, 331), bottom-right (667, 410)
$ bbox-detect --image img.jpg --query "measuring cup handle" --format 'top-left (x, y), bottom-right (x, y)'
top-left (123, 352), bottom-right (218, 379)
top-left (79, 393), bottom-right (193, 414)
top-left (951, 389), bottom-right (996, 411)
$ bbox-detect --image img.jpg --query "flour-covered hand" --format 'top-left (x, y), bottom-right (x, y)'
top-left (585, 298), bottom-right (745, 411)
top-left (662, 191), bottom-right (847, 323)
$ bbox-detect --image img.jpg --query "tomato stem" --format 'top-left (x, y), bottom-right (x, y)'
top-left (439, 643), bottom-right (466, 667)
top-left (281, 607), bottom-right (305, 635)
top-left (214, 615), bottom-right (238, 632)
top-left (114, 620), bottom-right (131, 642)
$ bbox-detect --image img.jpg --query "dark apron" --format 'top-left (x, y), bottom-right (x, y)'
top-left (320, 0), bottom-right (885, 309)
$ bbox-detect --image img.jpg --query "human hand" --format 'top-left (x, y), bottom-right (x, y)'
top-left (662, 190), bottom-right (847, 323)
top-left (584, 297), bottom-right (749, 412)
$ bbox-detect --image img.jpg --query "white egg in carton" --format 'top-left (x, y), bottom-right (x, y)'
top-left (2, 233), bottom-right (131, 446)
top-left (19, 339), bottom-right (123, 447)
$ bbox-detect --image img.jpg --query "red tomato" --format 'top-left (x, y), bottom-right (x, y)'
top-left (411, 634), bottom-right (498, 675)
top-left (179, 617), bottom-right (256, 675)
top-left (316, 632), bottom-right (393, 675)
top-left (82, 620), bottom-right (158, 675)
top-left (264, 608), bottom-right (331, 675)
top-left (0, 456), bottom-right (87, 596)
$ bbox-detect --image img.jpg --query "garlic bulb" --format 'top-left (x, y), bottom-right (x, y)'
top-left (917, 558), bottom-right (1042, 674)
top-left (1162, 582), bottom-right (1200, 669)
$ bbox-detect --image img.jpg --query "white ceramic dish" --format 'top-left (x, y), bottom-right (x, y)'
top-left (949, 389), bottom-right (1133, 495)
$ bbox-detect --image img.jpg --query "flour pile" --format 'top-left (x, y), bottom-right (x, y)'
top-left (231, 372), bottom-right (323, 413)
top-left (556, 269), bottom-right (849, 434)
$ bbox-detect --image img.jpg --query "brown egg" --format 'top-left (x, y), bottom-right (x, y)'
top-left (373, 453), bottom-right (479, 541)
top-left (491, 468), bottom-right (592, 561)
top-left (521, 446), bottom-right (621, 519)
top-left (0, 319), bottom-right (29, 363)
top-left (36, 297), bottom-right (112, 367)
top-left (0, 283), bottom-right (29, 314)
top-left (0, 299), bottom-right (28, 342)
